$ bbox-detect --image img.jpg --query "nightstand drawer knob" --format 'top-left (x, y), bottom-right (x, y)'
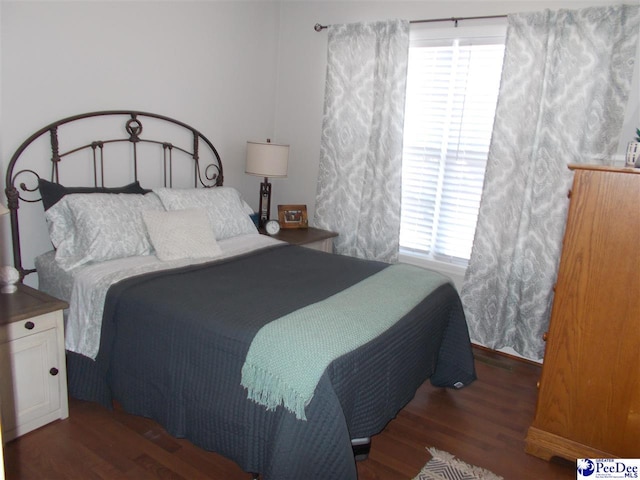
top-left (24, 321), bottom-right (35, 330)
top-left (49, 367), bottom-right (59, 376)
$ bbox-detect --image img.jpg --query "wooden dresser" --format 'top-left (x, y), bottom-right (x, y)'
top-left (525, 165), bottom-right (640, 461)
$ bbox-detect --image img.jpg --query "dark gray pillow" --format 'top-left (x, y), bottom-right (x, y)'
top-left (38, 178), bottom-right (147, 210)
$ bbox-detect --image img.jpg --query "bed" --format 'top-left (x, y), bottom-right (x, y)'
top-left (4, 110), bottom-right (476, 480)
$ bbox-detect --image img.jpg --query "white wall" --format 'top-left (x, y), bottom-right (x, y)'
top-left (0, 0), bottom-right (282, 271)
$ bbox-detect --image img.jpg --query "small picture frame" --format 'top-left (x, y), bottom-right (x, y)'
top-left (278, 204), bottom-right (308, 229)
top-left (626, 142), bottom-right (639, 168)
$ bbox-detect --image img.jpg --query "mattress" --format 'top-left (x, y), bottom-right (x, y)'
top-left (37, 233), bottom-right (283, 357)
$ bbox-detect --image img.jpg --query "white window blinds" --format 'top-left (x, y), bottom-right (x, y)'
top-left (400, 35), bottom-right (505, 267)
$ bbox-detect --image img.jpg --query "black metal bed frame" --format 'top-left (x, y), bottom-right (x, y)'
top-left (4, 110), bottom-right (224, 281)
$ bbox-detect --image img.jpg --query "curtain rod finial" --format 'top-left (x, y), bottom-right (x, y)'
top-left (314, 23), bottom-right (326, 32)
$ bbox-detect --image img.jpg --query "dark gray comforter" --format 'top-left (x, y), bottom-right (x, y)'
top-left (67, 244), bottom-right (476, 479)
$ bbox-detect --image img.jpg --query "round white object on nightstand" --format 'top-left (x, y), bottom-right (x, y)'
top-left (0, 266), bottom-right (20, 293)
top-left (265, 219), bottom-right (281, 235)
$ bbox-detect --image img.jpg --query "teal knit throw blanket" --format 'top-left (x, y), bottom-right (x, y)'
top-left (240, 263), bottom-right (450, 420)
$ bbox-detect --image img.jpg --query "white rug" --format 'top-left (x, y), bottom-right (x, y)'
top-left (413, 448), bottom-right (504, 480)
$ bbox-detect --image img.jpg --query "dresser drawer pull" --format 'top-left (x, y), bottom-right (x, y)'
top-left (49, 367), bottom-right (59, 376)
top-left (24, 321), bottom-right (35, 330)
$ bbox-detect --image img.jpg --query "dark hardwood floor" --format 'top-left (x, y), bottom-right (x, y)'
top-left (3, 347), bottom-right (575, 479)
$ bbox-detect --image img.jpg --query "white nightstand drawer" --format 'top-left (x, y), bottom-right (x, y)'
top-left (302, 238), bottom-right (334, 253)
top-left (0, 311), bottom-right (58, 343)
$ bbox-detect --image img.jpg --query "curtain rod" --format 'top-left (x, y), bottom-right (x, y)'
top-left (314, 14), bottom-right (508, 32)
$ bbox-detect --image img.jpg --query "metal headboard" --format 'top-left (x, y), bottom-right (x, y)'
top-left (4, 110), bottom-right (224, 281)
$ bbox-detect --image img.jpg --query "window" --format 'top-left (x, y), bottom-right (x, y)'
top-left (400, 25), bottom-right (506, 269)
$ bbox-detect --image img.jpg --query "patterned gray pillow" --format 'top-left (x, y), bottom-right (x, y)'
top-left (46, 192), bottom-right (164, 271)
top-left (153, 187), bottom-right (257, 240)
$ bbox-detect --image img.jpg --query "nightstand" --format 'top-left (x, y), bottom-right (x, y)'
top-left (0, 285), bottom-right (69, 441)
top-left (263, 226), bottom-right (338, 253)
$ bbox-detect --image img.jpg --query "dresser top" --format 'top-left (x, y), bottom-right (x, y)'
top-left (0, 284), bottom-right (68, 325)
top-left (569, 164), bottom-right (640, 175)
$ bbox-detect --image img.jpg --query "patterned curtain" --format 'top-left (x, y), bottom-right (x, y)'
top-left (314, 20), bottom-right (409, 263)
top-left (461, 5), bottom-right (640, 361)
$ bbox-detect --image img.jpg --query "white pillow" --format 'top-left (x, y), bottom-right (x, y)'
top-left (46, 192), bottom-right (164, 271)
top-left (142, 208), bottom-right (223, 262)
top-left (153, 187), bottom-right (257, 240)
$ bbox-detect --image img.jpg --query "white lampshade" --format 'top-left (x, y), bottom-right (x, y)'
top-left (245, 141), bottom-right (289, 178)
top-left (0, 204), bottom-right (9, 216)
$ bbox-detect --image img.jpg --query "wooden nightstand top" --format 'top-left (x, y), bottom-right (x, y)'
top-left (0, 284), bottom-right (68, 325)
top-left (261, 226), bottom-right (338, 246)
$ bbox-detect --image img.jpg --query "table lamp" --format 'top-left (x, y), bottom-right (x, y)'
top-left (245, 140), bottom-right (289, 228)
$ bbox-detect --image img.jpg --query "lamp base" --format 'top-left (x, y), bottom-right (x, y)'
top-left (258, 177), bottom-right (272, 228)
